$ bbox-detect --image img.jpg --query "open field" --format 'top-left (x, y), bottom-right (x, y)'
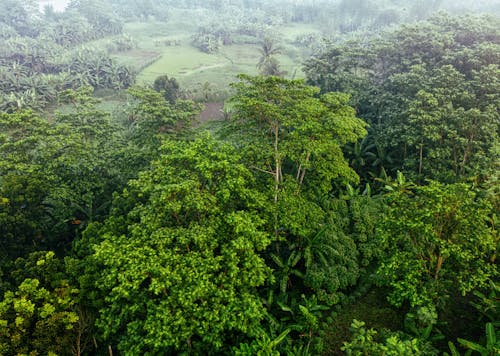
top-left (115, 21), bottom-right (317, 93)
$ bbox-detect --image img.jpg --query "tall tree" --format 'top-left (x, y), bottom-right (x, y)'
top-left (225, 75), bottom-right (368, 308)
top-left (228, 75), bottom-right (366, 214)
top-left (82, 135), bottom-right (272, 354)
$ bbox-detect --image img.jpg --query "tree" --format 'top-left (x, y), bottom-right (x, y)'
top-left (67, 0), bottom-right (123, 38)
top-left (228, 75), bottom-right (366, 225)
top-left (82, 135), bottom-right (272, 354)
top-left (0, 0), bottom-right (33, 36)
top-left (226, 75), bottom-right (369, 312)
top-left (257, 38), bottom-right (285, 77)
top-left (153, 74), bottom-right (180, 104)
top-left (304, 14), bottom-right (500, 183)
top-left (0, 91), bottom-right (136, 261)
top-left (376, 181), bottom-right (498, 308)
top-left (125, 86), bottom-right (200, 158)
top-left (0, 252), bottom-right (80, 356)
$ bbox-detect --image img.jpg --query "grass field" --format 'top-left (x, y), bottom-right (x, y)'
top-left (114, 21), bottom-right (318, 94)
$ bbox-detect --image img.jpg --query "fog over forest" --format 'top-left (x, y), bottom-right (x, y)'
top-left (37, 0), bottom-right (500, 16)
top-left (0, 0), bottom-right (499, 355)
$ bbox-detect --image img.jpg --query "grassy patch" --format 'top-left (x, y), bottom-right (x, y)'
top-left (137, 45), bottom-right (225, 83)
top-left (116, 18), bottom-right (316, 93)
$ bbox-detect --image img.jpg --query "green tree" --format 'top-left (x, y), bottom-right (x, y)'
top-left (125, 86), bottom-right (200, 158)
top-left (304, 14), bottom-right (500, 183)
top-left (153, 74), bottom-right (180, 104)
top-left (228, 75), bottom-right (366, 235)
top-left (82, 135), bottom-right (272, 354)
top-left (257, 38), bottom-right (285, 77)
top-left (0, 0), bottom-right (33, 36)
top-left (225, 76), bottom-right (371, 348)
top-left (67, 0), bottom-right (123, 38)
top-left (0, 92), bottom-right (135, 261)
top-left (0, 252), bottom-right (80, 356)
top-left (376, 181), bottom-right (498, 308)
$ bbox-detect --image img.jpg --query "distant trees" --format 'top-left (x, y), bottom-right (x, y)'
top-left (0, 40), bottom-right (135, 112)
top-left (67, 0), bottom-right (123, 38)
top-left (191, 27), bottom-right (224, 53)
top-left (304, 14), bottom-right (500, 184)
top-left (64, 48), bottom-right (135, 90)
top-left (0, 0), bottom-right (37, 37)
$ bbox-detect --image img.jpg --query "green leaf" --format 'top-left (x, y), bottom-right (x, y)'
top-left (486, 323), bottom-right (496, 350)
top-left (447, 341), bottom-right (461, 356)
top-left (457, 338), bottom-right (488, 353)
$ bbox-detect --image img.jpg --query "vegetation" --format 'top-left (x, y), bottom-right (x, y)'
top-left (0, 1), bottom-right (498, 355)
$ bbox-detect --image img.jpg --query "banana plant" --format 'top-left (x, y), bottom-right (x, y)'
top-left (471, 280), bottom-right (500, 323)
top-left (276, 294), bottom-right (329, 355)
top-left (447, 323), bottom-right (500, 356)
top-left (271, 248), bottom-right (304, 293)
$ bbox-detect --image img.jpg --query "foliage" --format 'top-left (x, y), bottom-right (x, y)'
top-left (67, 0), bottom-right (123, 38)
top-left (274, 293), bottom-right (329, 354)
top-left (153, 74), bottom-right (180, 104)
top-left (257, 38), bottom-right (285, 77)
top-left (63, 47), bottom-right (135, 90)
top-left (0, 110), bottom-right (80, 259)
top-left (125, 86), bottom-right (200, 160)
top-left (404, 304), bottom-right (446, 346)
top-left (228, 75), bottom-right (366, 201)
top-left (234, 329), bottom-right (290, 356)
top-left (0, 5), bottom-right (498, 355)
top-left (224, 74), bottom-right (372, 352)
top-left (0, 89), bottom-right (135, 260)
top-left (0, 1), bottom-right (133, 111)
top-left (341, 319), bottom-right (433, 355)
top-left (471, 280), bottom-right (500, 323)
top-left (83, 135), bottom-right (272, 354)
top-left (192, 28), bottom-right (223, 54)
top-left (304, 14), bottom-right (500, 183)
top-left (0, 252), bottom-right (80, 356)
top-left (376, 180), bottom-right (498, 308)
top-left (447, 323), bottom-right (500, 356)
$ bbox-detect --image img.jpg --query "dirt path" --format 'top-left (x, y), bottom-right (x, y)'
top-left (179, 62), bottom-right (228, 76)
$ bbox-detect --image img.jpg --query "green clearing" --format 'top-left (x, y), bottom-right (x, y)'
top-left (115, 21), bottom-right (315, 92)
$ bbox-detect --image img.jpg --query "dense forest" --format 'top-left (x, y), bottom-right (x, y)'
top-left (0, 0), bottom-right (499, 355)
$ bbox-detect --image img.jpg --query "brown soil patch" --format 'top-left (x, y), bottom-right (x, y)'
top-left (199, 102), bottom-right (224, 122)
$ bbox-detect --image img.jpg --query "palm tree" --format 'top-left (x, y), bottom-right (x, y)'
top-left (257, 37), bottom-right (285, 77)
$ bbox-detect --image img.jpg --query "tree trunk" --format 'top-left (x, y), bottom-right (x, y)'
top-left (460, 132), bottom-right (474, 176)
top-left (299, 152), bottom-right (311, 185)
top-left (418, 142), bottom-right (424, 176)
top-left (274, 123), bottom-right (280, 239)
top-left (434, 254), bottom-right (444, 280)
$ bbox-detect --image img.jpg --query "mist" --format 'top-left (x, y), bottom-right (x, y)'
top-left (0, 1), bottom-right (499, 355)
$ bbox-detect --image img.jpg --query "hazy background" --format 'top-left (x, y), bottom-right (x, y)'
top-left (38, 0), bottom-right (69, 12)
